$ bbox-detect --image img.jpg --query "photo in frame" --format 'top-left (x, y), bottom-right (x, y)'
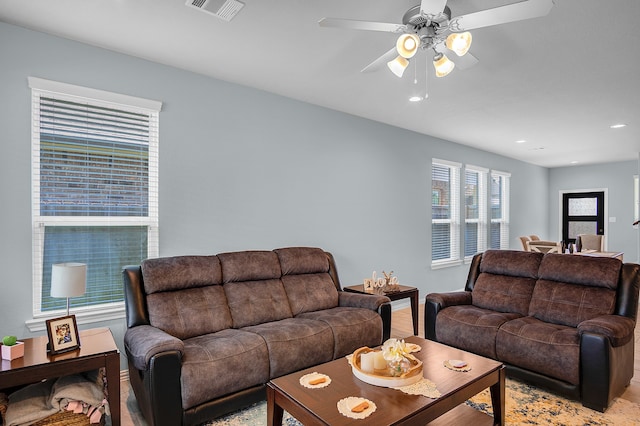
top-left (46, 315), bottom-right (81, 355)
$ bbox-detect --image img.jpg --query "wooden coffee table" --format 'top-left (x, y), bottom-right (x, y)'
top-left (267, 336), bottom-right (504, 425)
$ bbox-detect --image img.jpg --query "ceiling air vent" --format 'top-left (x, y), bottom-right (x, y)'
top-left (186, 0), bottom-right (244, 22)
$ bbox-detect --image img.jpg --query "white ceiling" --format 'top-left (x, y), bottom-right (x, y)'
top-left (1, 0), bottom-right (639, 168)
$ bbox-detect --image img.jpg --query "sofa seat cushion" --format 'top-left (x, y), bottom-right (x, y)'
top-left (243, 318), bottom-right (334, 378)
top-left (435, 305), bottom-right (521, 359)
top-left (180, 329), bottom-right (269, 410)
top-left (297, 307), bottom-right (382, 358)
top-left (496, 316), bottom-right (580, 385)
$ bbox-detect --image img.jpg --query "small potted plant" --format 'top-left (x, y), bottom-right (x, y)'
top-left (1, 335), bottom-right (25, 360)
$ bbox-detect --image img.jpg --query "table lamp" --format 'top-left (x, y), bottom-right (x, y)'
top-left (51, 263), bottom-right (87, 315)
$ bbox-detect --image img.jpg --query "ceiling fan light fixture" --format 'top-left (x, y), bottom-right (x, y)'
top-left (445, 32), bottom-right (472, 56)
top-left (387, 56), bottom-right (409, 77)
top-left (433, 52), bottom-right (455, 77)
top-left (396, 33), bottom-right (420, 58)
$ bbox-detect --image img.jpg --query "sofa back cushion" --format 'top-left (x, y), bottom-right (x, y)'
top-left (142, 255), bottom-right (222, 293)
top-left (471, 250), bottom-right (543, 315)
top-left (275, 247), bottom-right (339, 315)
top-left (146, 286), bottom-right (233, 340)
top-left (528, 254), bottom-right (621, 327)
top-left (141, 256), bottom-right (232, 339)
top-left (219, 251), bottom-right (293, 328)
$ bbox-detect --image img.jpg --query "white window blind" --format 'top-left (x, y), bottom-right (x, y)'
top-left (464, 165), bottom-right (487, 259)
top-left (30, 78), bottom-right (160, 318)
top-left (490, 170), bottom-right (510, 250)
top-left (432, 159), bottom-right (461, 266)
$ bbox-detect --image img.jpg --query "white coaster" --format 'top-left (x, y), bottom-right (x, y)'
top-left (299, 372), bottom-right (331, 389)
top-left (337, 397), bottom-right (376, 419)
top-left (444, 359), bottom-right (472, 372)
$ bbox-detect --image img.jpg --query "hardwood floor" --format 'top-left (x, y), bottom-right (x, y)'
top-left (120, 304), bottom-right (640, 425)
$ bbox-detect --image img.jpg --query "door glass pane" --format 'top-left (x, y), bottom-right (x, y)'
top-left (568, 221), bottom-right (597, 239)
top-left (568, 198), bottom-right (597, 216)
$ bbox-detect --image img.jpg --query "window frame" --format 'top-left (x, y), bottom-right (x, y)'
top-left (431, 159), bottom-right (462, 269)
top-left (27, 77), bottom-right (161, 331)
top-left (489, 170), bottom-right (511, 250)
top-left (464, 165), bottom-right (488, 261)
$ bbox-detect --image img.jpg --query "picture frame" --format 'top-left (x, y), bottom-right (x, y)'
top-left (45, 315), bottom-right (81, 355)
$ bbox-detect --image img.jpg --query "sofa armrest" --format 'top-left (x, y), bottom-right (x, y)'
top-left (426, 291), bottom-right (473, 309)
top-left (578, 315), bottom-right (636, 347)
top-left (424, 291), bottom-right (472, 341)
top-left (338, 291), bottom-right (389, 310)
top-left (338, 292), bottom-right (392, 342)
top-left (124, 325), bottom-right (184, 371)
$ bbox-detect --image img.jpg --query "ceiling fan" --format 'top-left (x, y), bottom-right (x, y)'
top-left (319, 0), bottom-right (554, 80)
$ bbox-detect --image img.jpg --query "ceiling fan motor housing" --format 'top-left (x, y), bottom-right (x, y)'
top-left (403, 5), bottom-right (452, 49)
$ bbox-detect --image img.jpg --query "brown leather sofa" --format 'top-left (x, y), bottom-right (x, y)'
top-left (123, 247), bottom-right (391, 425)
top-left (425, 249), bottom-right (639, 412)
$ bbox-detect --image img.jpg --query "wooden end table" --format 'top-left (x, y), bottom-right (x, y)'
top-left (344, 284), bottom-right (419, 335)
top-left (267, 336), bottom-right (504, 425)
top-left (0, 327), bottom-right (120, 426)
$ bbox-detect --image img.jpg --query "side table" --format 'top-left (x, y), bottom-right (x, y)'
top-left (343, 284), bottom-right (419, 335)
top-left (0, 327), bottom-right (120, 426)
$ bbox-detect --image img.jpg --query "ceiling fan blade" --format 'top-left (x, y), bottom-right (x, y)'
top-left (450, 0), bottom-right (554, 31)
top-left (319, 17), bottom-right (407, 33)
top-left (361, 47), bottom-right (398, 73)
top-left (454, 52), bottom-right (479, 70)
top-left (420, 0), bottom-right (448, 16)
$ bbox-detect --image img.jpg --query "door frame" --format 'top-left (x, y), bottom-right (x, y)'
top-left (558, 188), bottom-right (608, 250)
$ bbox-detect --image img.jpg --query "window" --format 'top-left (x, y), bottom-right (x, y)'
top-left (464, 166), bottom-right (487, 259)
top-left (490, 171), bottom-right (510, 249)
top-left (29, 77), bottom-right (161, 324)
top-left (432, 159), bottom-right (461, 267)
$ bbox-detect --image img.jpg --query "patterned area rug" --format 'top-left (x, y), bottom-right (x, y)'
top-left (204, 378), bottom-right (640, 426)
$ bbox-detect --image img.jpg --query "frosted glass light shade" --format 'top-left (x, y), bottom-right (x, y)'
top-left (387, 56), bottom-right (409, 77)
top-left (396, 33), bottom-right (420, 58)
top-left (433, 52), bottom-right (455, 77)
top-left (51, 263), bottom-right (87, 298)
top-left (445, 32), bottom-right (472, 56)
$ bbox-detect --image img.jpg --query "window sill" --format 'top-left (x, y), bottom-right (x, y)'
top-left (25, 304), bottom-right (125, 332)
top-left (431, 259), bottom-right (464, 270)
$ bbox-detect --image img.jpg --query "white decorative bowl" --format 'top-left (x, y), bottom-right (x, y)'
top-left (351, 347), bottom-right (423, 388)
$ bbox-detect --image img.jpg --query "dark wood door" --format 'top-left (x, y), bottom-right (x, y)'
top-left (561, 191), bottom-right (605, 245)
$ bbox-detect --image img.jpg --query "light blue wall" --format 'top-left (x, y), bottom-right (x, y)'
top-left (548, 160), bottom-right (640, 263)
top-left (0, 21), bottom-right (551, 366)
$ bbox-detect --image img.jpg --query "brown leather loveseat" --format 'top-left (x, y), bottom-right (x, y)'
top-left (123, 247), bottom-right (391, 425)
top-left (425, 249), bottom-right (639, 412)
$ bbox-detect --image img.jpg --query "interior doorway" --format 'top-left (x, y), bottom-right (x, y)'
top-left (561, 190), bottom-right (606, 246)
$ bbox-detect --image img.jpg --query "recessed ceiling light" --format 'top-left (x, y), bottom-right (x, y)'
top-left (515, 139), bottom-right (526, 144)
top-left (610, 123), bottom-right (627, 129)
top-left (570, 161), bottom-right (579, 164)
top-left (409, 96), bottom-right (423, 102)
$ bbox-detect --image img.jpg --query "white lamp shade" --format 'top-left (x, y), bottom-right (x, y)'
top-left (433, 52), bottom-right (455, 77)
top-left (445, 32), bottom-right (472, 56)
top-left (51, 263), bottom-right (87, 298)
top-left (396, 33), bottom-right (420, 59)
top-left (387, 56), bottom-right (409, 77)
